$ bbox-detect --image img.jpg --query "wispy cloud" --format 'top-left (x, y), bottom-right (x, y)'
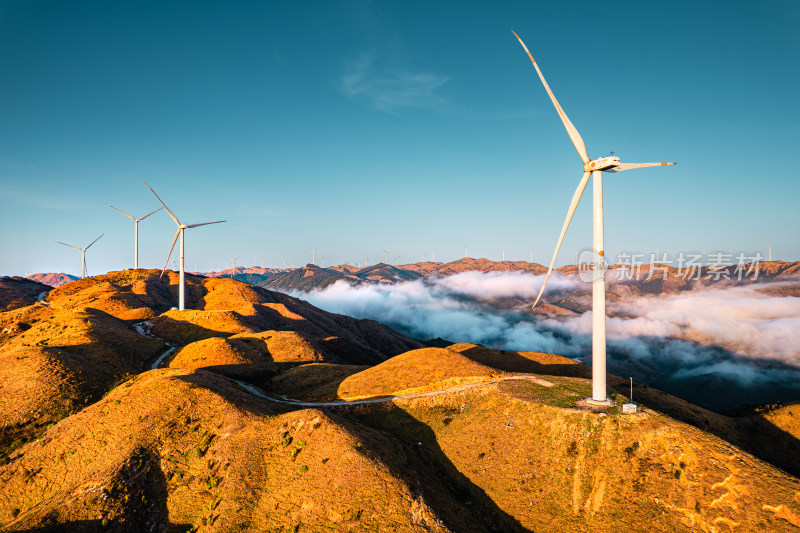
top-left (339, 52), bottom-right (450, 112)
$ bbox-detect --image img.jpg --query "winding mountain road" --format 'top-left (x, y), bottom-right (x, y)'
top-left (37, 291), bottom-right (50, 307)
top-left (127, 317), bottom-right (555, 407)
top-left (132, 320), bottom-right (177, 370)
top-left (234, 375), bottom-right (553, 408)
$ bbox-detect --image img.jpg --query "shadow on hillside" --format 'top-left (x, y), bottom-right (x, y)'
top-left (354, 407), bottom-right (530, 532)
top-left (458, 346), bottom-right (590, 379)
top-left (733, 411), bottom-right (800, 478)
top-left (171, 370), bottom-right (288, 418)
top-left (13, 447), bottom-right (192, 532)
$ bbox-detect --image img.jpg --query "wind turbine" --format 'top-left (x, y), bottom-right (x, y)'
top-left (146, 182), bottom-right (225, 311)
top-left (107, 204), bottom-right (162, 269)
top-left (229, 258), bottom-right (238, 277)
top-left (383, 249), bottom-right (389, 264)
top-left (512, 31), bottom-right (675, 405)
top-left (54, 234), bottom-right (103, 279)
top-left (309, 247), bottom-right (317, 265)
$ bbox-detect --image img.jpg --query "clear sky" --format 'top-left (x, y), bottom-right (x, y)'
top-left (1, 0), bottom-right (798, 277)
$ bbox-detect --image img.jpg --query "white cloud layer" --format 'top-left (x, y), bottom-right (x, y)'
top-left (299, 272), bottom-right (800, 396)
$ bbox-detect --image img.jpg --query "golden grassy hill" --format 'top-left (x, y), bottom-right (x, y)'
top-left (270, 363), bottom-right (369, 399)
top-left (449, 342), bottom-right (591, 378)
top-left (0, 277), bottom-right (51, 312)
top-left (0, 369), bottom-right (478, 532)
top-left (168, 330), bottom-right (342, 383)
top-left (355, 378), bottom-right (800, 532)
top-left (329, 347), bottom-right (503, 401)
top-left (47, 269), bottom-right (422, 364)
top-left (761, 403), bottom-right (800, 441)
top-left (446, 344), bottom-right (800, 479)
top-left (0, 305), bottom-right (165, 464)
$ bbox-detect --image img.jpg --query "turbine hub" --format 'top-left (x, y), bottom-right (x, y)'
top-left (584, 156), bottom-right (620, 172)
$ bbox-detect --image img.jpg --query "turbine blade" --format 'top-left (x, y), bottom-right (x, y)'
top-left (145, 182), bottom-right (180, 226)
top-left (511, 31), bottom-right (590, 164)
top-left (532, 171), bottom-right (591, 308)
top-left (85, 234), bottom-right (103, 250)
top-left (54, 241), bottom-right (81, 251)
top-left (107, 204), bottom-right (135, 220)
top-left (185, 220), bottom-right (225, 228)
top-left (137, 206), bottom-right (164, 221)
top-left (606, 162), bottom-right (677, 173)
top-left (160, 229), bottom-right (180, 278)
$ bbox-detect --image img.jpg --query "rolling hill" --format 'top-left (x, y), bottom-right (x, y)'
top-left (2, 271), bottom-right (799, 531)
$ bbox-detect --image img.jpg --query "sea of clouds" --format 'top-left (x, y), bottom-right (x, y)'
top-left (298, 270), bottom-right (800, 408)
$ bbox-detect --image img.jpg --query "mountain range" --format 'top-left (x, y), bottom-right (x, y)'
top-left (1, 271), bottom-right (800, 531)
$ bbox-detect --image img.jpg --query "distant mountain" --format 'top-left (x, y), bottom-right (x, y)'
top-left (25, 272), bottom-right (79, 288)
top-left (249, 258), bottom-right (800, 309)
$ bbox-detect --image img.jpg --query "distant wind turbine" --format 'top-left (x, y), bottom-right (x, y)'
top-left (309, 247), bottom-right (317, 265)
top-left (383, 249), bottom-right (389, 264)
top-left (229, 258), bottom-right (238, 277)
top-left (512, 30), bottom-right (675, 405)
top-left (769, 243), bottom-right (772, 261)
top-left (146, 182), bottom-right (225, 311)
top-left (464, 245), bottom-right (468, 259)
top-left (107, 204), bottom-right (162, 269)
top-left (54, 234), bottom-right (103, 279)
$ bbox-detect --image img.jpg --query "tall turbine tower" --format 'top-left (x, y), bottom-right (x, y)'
top-left (229, 258), bottom-right (238, 278)
top-left (383, 249), bottom-right (389, 264)
top-left (512, 31), bottom-right (676, 405)
top-left (309, 247), bottom-right (317, 265)
top-left (146, 182), bottom-right (225, 311)
top-left (55, 235), bottom-right (103, 279)
top-left (107, 205), bottom-right (162, 269)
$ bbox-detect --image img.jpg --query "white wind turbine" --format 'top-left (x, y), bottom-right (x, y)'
top-left (146, 182), bottom-right (225, 311)
top-left (512, 31), bottom-right (675, 404)
top-left (55, 234), bottom-right (103, 279)
top-left (383, 249), bottom-right (389, 264)
top-left (309, 247), bottom-right (317, 265)
top-left (107, 204), bottom-right (162, 269)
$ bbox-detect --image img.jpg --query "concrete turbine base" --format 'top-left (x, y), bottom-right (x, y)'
top-left (585, 397), bottom-right (615, 407)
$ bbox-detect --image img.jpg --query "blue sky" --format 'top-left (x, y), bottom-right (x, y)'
top-left (1, 0), bottom-right (798, 276)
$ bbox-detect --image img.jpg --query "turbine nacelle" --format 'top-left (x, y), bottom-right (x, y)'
top-left (585, 157), bottom-right (620, 172)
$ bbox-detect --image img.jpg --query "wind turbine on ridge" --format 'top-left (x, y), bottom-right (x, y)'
top-left (512, 30), bottom-right (675, 405)
top-left (383, 249), bottom-right (389, 264)
top-left (54, 234), bottom-right (103, 279)
top-left (309, 247), bottom-right (318, 265)
top-left (146, 182), bottom-right (225, 311)
top-left (107, 204), bottom-right (162, 269)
